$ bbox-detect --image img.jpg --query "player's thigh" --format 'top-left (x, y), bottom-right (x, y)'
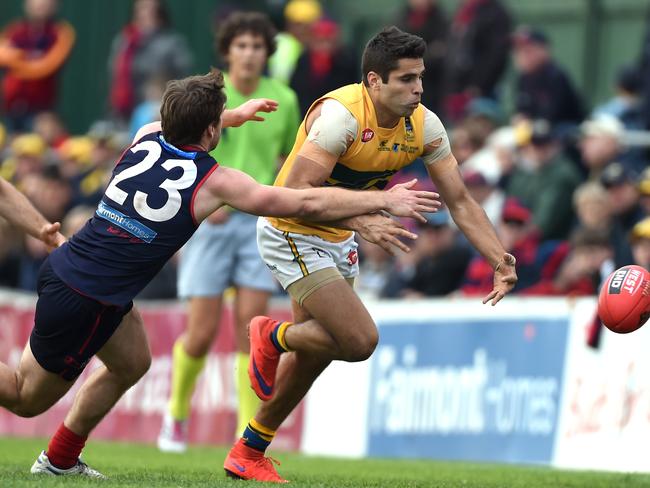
top-left (30, 259), bottom-right (133, 382)
top-left (177, 220), bottom-right (237, 298)
top-left (13, 342), bottom-right (75, 417)
top-left (96, 307), bottom-right (150, 384)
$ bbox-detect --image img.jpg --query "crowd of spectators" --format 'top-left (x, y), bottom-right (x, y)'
top-left (0, 0), bottom-right (649, 303)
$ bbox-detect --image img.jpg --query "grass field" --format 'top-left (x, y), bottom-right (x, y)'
top-left (1, 437), bottom-right (649, 487)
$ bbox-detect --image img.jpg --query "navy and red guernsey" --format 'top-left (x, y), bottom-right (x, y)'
top-left (49, 132), bottom-right (219, 306)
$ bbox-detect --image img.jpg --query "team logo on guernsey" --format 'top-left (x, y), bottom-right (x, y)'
top-left (96, 201), bottom-right (157, 243)
top-left (361, 128), bottom-right (375, 143)
top-left (347, 249), bottom-right (358, 266)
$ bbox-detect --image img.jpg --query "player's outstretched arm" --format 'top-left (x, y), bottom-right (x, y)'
top-left (195, 167), bottom-right (440, 223)
top-left (131, 99), bottom-right (279, 143)
top-left (427, 153), bottom-right (517, 305)
top-left (221, 98), bottom-right (278, 128)
top-left (0, 177), bottom-right (65, 251)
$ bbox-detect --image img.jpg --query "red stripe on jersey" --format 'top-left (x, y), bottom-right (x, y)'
top-left (190, 162), bottom-right (220, 226)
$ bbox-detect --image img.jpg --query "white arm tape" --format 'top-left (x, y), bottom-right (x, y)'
top-left (306, 99), bottom-right (358, 157)
top-left (421, 107), bottom-right (451, 165)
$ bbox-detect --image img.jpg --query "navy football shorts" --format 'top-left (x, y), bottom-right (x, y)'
top-left (30, 259), bottom-right (133, 381)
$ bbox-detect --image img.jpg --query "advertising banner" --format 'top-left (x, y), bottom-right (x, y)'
top-left (366, 301), bottom-right (570, 464)
top-left (554, 298), bottom-right (650, 472)
top-left (0, 292), bottom-right (301, 450)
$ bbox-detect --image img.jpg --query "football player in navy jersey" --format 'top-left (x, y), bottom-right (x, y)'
top-left (0, 69), bottom-right (439, 478)
top-left (0, 176), bottom-right (66, 251)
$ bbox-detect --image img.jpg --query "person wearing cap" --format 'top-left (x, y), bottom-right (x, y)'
top-left (505, 118), bottom-right (582, 240)
top-left (289, 18), bottom-right (358, 116)
top-left (579, 114), bottom-right (625, 181)
top-left (381, 210), bottom-right (472, 298)
top-left (268, 0), bottom-right (322, 85)
top-left (512, 25), bottom-right (585, 129)
top-left (600, 162), bottom-right (644, 234)
top-left (0, 133), bottom-right (47, 185)
top-left (462, 197), bottom-right (567, 296)
top-left (630, 217), bottom-right (650, 269)
top-left (572, 180), bottom-right (633, 268)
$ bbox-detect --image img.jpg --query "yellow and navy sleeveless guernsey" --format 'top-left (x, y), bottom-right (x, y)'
top-left (268, 83), bottom-right (425, 242)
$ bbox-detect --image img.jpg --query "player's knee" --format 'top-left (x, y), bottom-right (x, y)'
top-left (116, 350), bottom-right (151, 386)
top-left (341, 330), bottom-right (378, 362)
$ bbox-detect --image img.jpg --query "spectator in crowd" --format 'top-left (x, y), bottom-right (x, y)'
top-left (572, 180), bottom-right (633, 268)
top-left (594, 65), bottom-right (644, 132)
top-left (382, 211), bottom-right (472, 298)
top-left (57, 136), bottom-right (105, 207)
top-left (630, 217), bottom-right (650, 269)
top-left (639, 167), bottom-right (650, 216)
top-left (444, 0), bottom-right (512, 122)
top-left (522, 228), bottom-right (613, 296)
top-left (462, 169), bottom-right (504, 226)
top-left (450, 117), bottom-right (490, 165)
top-left (268, 0), bottom-right (322, 84)
top-left (290, 18), bottom-right (358, 116)
top-left (505, 119), bottom-right (582, 240)
top-left (108, 0), bottom-right (192, 122)
top-left (0, 133), bottom-right (47, 186)
top-left (578, 114), bottom-right (625, 181)
top-left (462, 197), bottom-right (568, 296)
top-left (397, 0), bottom-right (449, 114)
top-left (600, 162), bottom-right (645, 235)
top-left (32, 111), bottom-right (68, 150)
top-left (18, 166), bottom-right (70, 290)
top-left (0, 0), bottom-right (75, 131)
top-left (512, 26), bottom-right (585, 131)
top-left (60, 204), bottom-right (93, 238)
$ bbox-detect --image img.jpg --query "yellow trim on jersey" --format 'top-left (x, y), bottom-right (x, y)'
top-left (268, 83), bottom-right (425, 242)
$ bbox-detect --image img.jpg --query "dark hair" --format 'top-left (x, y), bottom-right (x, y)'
top-left (160, 69), bottom-right (226, 146)
top-left (570, 228), bottom-right (611, 249)
top-left (361, 26), bottom-right (426, 86)
top-left (216, 11), bottom-right (277, 59)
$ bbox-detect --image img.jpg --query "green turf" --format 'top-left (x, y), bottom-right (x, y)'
top-left (0, 437), bottom-right (649, 487)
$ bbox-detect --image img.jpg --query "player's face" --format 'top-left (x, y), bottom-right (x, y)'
top-left (226, 33), bottom-right (268, 81)
top-left (379, 58), bottom-right (425, 118)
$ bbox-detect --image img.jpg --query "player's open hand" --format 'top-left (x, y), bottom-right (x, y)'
top-left (384, 179), bottom-right (440, 223)
top-left (229, 98), bottom-right (279, 127)
top-left (483, 252), bottom-right (517, 306)
top-left (39, 222), bottom-right (66, 252)
top-left (354, 213), bottom-right (418, 256)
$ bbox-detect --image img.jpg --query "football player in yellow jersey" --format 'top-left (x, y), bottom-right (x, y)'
top-left (223, 26), bottom-right (518, 482)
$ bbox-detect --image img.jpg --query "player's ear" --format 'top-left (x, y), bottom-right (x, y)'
top-left (367, 71), bottom-right (381, 90)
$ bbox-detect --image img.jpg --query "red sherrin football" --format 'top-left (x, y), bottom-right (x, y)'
top-left (598, 265), bottom-right (650, 334)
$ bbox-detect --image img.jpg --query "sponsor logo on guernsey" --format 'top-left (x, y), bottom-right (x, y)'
top-left (347, 249), bottom-right (358, 266)
top-left (404, 117), bottom-right (415, 142)
top-left (96, 201), bottom-right (157, 243)
top-left (361, 128), bottom-right (375, 142)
